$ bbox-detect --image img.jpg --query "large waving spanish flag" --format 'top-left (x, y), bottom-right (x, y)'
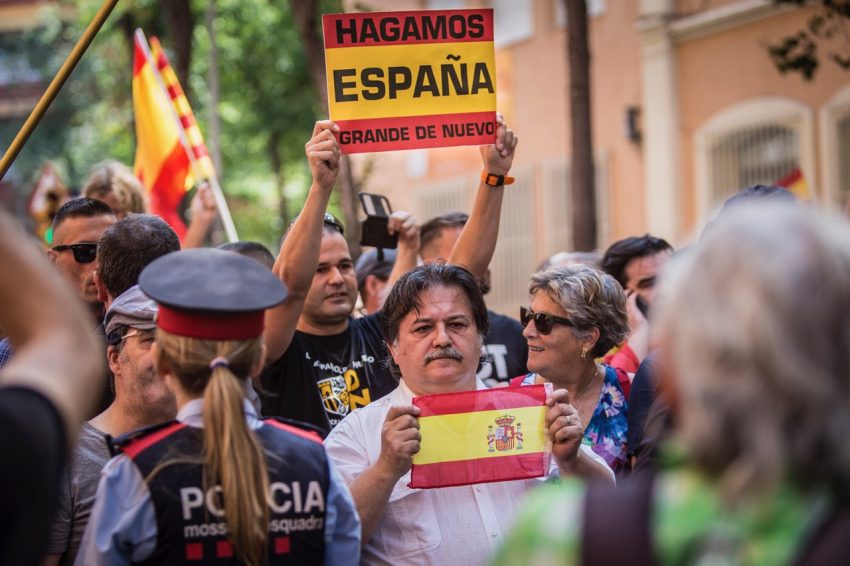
top-left (409, 384), bottom-right (550, 489)
top-left (132, 29), bottom-right (191, 239)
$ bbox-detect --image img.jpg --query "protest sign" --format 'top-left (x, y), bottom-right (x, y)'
top-left (322, 9), bottom-right (497, 153)
top-left (409, 384), bottom-right (550, 489)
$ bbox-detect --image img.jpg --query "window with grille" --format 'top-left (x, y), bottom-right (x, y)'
top-left (708, 124), bottom-right (799, 204)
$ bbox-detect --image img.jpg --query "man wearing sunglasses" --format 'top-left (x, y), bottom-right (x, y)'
top-left (46, 198), bottom-right (116, 315)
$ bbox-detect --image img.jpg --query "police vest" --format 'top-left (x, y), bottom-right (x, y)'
top-left (115, 418), bottom-right (329, 565)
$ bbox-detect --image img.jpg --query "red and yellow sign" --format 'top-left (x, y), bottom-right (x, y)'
top-left (322, 9), bottom-right (497, 154)
top-left (409, 384), bottom-right (550, 489)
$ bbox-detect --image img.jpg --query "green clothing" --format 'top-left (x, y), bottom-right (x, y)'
top-left (493, 468), bottom-right (829, 566)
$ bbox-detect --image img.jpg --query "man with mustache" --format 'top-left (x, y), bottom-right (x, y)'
top-left (325, 264), bottom-right (614, 565)
top-left (324, 121), bottom-right (613, 564)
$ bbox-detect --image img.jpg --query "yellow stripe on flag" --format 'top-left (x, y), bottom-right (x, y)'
top-left (326, 41), bottom-right (496, 120)
top-left (414, 406), bottom-right (546, 465)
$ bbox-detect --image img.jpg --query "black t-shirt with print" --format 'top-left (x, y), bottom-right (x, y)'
top-left (478, 309), bottom-right (529, 387)
top-left (259, 312), bottom-right (397, 434)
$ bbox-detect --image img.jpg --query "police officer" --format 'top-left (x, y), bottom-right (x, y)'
top-left (76, 248), bottom-right (360, 565)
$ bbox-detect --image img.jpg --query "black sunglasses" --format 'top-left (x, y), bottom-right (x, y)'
top-left (520, 306), bottom-right (573, 335)
top-left (52, 243), bottom-right (98, 264)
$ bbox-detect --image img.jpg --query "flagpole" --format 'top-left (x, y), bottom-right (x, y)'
top-left (135, 29), bottom-right (238, 242)
top-left (0, 0), bottom-right (120, 181)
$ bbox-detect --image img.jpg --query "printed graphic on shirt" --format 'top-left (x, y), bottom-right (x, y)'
top-left (313, 354), bottom-right (378, 426)
top-left (477, 344), bottom-right (510, 386)
top-left (179, 481), bottom-right (325, 559)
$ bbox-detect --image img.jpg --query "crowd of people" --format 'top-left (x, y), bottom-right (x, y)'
top-left (1, 115), bottom-right (848, 565)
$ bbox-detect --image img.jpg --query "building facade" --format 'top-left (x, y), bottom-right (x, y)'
top-left (345, 0), bottom-right (850, 315)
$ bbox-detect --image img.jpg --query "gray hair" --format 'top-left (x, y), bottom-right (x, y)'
top-left (655, 202), bottom-right (850, 501)
top-left (528, 264), bottom-right (628, 358)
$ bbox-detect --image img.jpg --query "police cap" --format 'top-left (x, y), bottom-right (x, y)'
top-left (139, 248), bottom-right (286, 340)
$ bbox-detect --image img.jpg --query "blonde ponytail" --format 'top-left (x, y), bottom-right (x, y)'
top-left (155, 329), bottom-right (269, 566)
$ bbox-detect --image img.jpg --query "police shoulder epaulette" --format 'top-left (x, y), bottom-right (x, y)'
top-left (106, 420), bottom-right (182, 457)
top-left (264, 417), bottom-right (326, 442)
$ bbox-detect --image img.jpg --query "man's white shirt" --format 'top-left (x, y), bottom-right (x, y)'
top-left (325, 378), bottom-right (613, 565)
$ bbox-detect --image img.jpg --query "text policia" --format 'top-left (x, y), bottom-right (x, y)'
top-left (323, 9), bottom-right (498, 153)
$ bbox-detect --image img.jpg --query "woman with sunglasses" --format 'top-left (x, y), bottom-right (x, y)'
top-left (76, 249), bottom-right (360, 565)
top-left (511, 264), bottom-right (630, 472)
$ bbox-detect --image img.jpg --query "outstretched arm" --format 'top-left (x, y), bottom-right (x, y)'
top-left (449, 114), bottom-right (518, 278)
top-left (264, 121), bottom-right (341, 362)
top-left (0, 210), bottom-right (104, 446)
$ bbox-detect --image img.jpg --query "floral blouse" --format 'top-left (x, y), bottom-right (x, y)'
top-left (515, 365), bottom-right (629, 472)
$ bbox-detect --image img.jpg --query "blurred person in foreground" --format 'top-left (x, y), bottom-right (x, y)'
top-left (0, 209), bottom-right (104, 564)
top-left (494, 202), bottom-right (850, 565)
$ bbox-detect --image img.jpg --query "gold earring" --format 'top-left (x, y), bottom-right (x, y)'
top-left (581, 346), bottom-right (588, 360)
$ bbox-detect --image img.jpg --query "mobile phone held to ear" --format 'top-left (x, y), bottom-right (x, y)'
top-left (359, 192), bottom-right (398, 250)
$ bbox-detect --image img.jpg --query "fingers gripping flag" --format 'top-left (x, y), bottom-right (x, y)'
top-left (410, 384), bottom-right (550, 489)
top-left (132, 30), bottom-right (191, 239)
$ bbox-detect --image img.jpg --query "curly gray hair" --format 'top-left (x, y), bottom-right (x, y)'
top-left (528, 264), bottom-right (628, 358)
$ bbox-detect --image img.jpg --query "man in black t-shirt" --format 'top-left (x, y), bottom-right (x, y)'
top-left (260, 121), bottom-right (420, 433)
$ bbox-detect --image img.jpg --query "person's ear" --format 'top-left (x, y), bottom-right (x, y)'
top-left (106, 345), bottom-right (121, 377)
top-left (385, 341), bottom-right (398, 363)
top-left (583, 327), bottom-right (601, 354)
top-left (46, 248), bottom-right (58, 264)
top-left (94, 270), bottom-right (108, 303)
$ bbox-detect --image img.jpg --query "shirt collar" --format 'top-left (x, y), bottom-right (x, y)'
top-left (177, 397), bottom-right (260, 428)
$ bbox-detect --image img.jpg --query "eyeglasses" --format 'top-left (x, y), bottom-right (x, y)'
top-left (519, 306), bottom-right (574, 335)
top-left (51, 243), bottom-right (98, 264)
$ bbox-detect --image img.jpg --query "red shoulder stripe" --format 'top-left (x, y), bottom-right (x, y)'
top-left (264, 420), bottom-right (323, 445)
top-left (123, 422), bottom-right (188, 459)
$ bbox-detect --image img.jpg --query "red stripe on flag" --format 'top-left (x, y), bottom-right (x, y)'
top-left (323, 10), bottom-right (494, 48)
top-left (180, 115), bottom-right (194, 128)
top-left (132, 39), bottom-right (147, 76)
top-left (148, 144), bottom-right (190, 240)
top-left (335, 111), bottom-right (496, 154)
top-left (167, 84), bottom-right (180, 99)
top-left (409, 452), bottom-right (547, 489)
top-left (777, 167), bottom-right (803, 188)
top-left (414, 384), bottom-right (549, 418)
top-left (191, 144), bottom-right (209, 158)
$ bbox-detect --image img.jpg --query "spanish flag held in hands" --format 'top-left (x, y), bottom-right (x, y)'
top-left (132, 29), bottom-right (191, 239)
top-left (409, 384), bottom-right (551, 489)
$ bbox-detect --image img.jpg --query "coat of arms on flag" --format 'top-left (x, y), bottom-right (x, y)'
top-left (409, 384), bottom-right (551, 489)
top-left (488, 414), bottom-right (523, 452)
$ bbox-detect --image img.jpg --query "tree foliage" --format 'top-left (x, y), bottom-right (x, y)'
top-left (3, 0), bottom-right (330, 248)
top-left (768, 0), bottom-right (850, 80)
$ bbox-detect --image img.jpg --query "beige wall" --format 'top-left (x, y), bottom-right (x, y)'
top-left (676, 5), bottom-right (850, 232)
top-left (342, 0), bottom-right (847, 313)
